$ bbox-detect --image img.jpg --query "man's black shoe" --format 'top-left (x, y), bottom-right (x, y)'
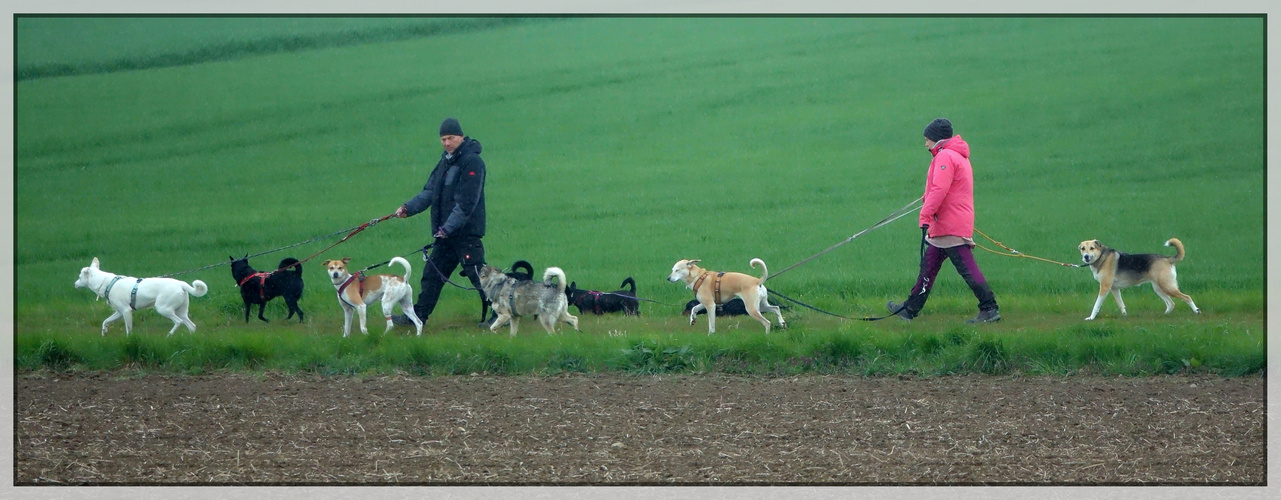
top-left (391, 314), bottom-right (417, 327)
top-left (886, 301), bottom-right (914, 321)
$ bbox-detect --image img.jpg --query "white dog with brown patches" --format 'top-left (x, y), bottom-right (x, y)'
top-left (324, 257), bottom-right (423, 336)
top-left (668, 258), bottom-right (785, 334)
top-left (74, 257), bottom-right (208, 336)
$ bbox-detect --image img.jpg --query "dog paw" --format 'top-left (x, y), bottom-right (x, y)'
top-left (1084, 316), bottom-right (1096, 321)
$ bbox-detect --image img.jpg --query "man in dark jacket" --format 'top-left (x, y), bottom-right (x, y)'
top-left (391, 117), bottom-right (488, 326)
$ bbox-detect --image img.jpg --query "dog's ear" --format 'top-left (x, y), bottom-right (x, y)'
top-left (90, 257), bottom-right (99, 269)
top-left (341, 257), bottom-right (351, 264)
top-left (687, 259), bottom-right (700, 267)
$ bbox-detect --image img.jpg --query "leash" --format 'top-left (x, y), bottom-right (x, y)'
top-left (973, 228), bottom-right (1086, 268)
top-left (769, 197), bottom-right (924, 281)
top-left (161, 213), bottom-right (396, 278)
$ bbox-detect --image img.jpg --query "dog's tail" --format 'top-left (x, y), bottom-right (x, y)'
top-left (390, 256), bottom-right (413, 282)
top-left (544, 267), bottom-right (568, 292)
top-left (185, 280), bottom-right (209, 298)
top-left (620, 277), bottom-right (636, 293)
top-left (1164, 238), bottom-right (1186, 263)
top-left (512, 260), bottom-right (534, 278)
top-left (278, 257), bottom-right (302, 274)
top-left (750, 258), bottom-right (768, 282)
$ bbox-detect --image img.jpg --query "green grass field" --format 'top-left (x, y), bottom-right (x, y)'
top-left (13, 16), bottom-right (1265, 376)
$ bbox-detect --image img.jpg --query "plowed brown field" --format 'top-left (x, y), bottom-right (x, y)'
top-left (14, 372), bottom-right (1264, 485)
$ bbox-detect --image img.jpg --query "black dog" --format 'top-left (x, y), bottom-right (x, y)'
top-left (567, 277), bottom-right (641, 316)
top-left (229, 255), bottom-right (305, 323)
top-left (682, 296), bottom-right (787, 317)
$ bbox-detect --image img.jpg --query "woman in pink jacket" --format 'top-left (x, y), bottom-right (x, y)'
top-left (887, 118), bottom-right (1000, 323)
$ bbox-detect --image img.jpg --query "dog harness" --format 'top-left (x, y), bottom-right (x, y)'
top-left (102, 276), bottom-right (145, 310)
top-left (336, 272), bottom-right (366, 308)
top-left (573, 291), bottom-right (605, 315)
top-left (237, 272), bottom-right (274, 300)
top-left (691, 272), bottom-right (727, 305)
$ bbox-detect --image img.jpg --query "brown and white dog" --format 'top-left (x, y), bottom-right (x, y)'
top-left (667, 258), bottom-right (785, 334)
top-left (323, 257), bottom-right (423, 336)
top-left (1077, 238), bottom-right (1201, 321)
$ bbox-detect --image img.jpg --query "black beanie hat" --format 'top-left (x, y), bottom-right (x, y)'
top-left (439, 117), bottom-right (464, 137)
top-left (923, 118), bottom-right (953, 141)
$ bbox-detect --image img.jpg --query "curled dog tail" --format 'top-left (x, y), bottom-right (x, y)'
top-left (620, 277), bottom-right (636, 293)
top-left (278, 257), bottom-right (302, 274)
top-left (544, 267), bottom-right (568, 292)
top-left (186, 280), bottom-right (209, 298)
top-left (750, 258), bottom-right (768, 282)
top-left (390, 256), bottom-right (413, 282)
top-left (1163, 238), bottom-right (1186, 262)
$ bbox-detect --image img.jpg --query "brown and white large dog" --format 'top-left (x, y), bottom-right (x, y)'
top-left (324, 257), bottom-right (423, 336)
top-left (667, 258), bottom-right (785, 334)
top-left (1077, 238), bottom-right (1201, 321)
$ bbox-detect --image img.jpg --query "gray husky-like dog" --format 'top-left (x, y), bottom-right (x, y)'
top-left (477, 264), bottom-right (579, 336)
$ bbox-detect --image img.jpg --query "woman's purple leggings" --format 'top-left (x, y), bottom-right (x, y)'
top-left (902, 243), bottom-right (997, 316)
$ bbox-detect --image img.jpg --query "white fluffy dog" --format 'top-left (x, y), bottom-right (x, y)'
top-left (74, 257), bottom-right (208, 335)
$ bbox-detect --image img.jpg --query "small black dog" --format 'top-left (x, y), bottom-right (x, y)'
top-left (682, 296), bottom-right (787, 317)
top-left (230, 255), bottom-right (305, 323)
top-left (567, 277), bottom-right (641, 316)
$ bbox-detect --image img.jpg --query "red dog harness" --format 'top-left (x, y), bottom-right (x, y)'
top-left (237, 272), bottom-right (273, 300)
top-left (336, 272), bottom-right (366, 308)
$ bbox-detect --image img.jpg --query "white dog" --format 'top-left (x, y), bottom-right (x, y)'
top-left (73, 257), bottom-right (208, 336)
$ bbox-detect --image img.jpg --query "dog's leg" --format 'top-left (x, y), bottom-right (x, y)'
top-left (564, 310), bottom-right (579, 331)
top-left (509, 318), bottom-right (520, 337)
top-left (380, 294), bottom-right (397, 333)
top-left (759, 291), bottom-right (786, 329)
top-left (100, 310), bottom-right (123, 336)
top-left (539, 314), bottom-right (556, 334)
top-left (286, 297), bottom-right (304, 323)
top-left (688, 303), bottom-right (705, 326)
top-left (257, 303), bottom-right (269, 323)
top-left (490, 313), bottom-right (511, 333)
top-left (1157, 279), bottom-right (1200, 315)
top-left (243, 303), bottom-right (251, 323)
top-left (1086, 279), bottom-right (1113, 321)
top-left (1151, 283), bottom-right (1177, 314)
top-left (706, 301), bottom-right (717, 334)
top-left (175, 299), bottom-right (197, 334)
top-left (402, 296), bottom-right (424, 336)
top-left (122, 309), bottom-right (135, 335)
top-left (1110, 289), bottom-right (1127, 317)
top-left (742, 292), bottom-right (772, 334)
top-left (356, 304), bottom-right (369, 334)
top-left (155, 300), bottom-right (185, 336)
top-left (342, 306), bottom-right (354, 337)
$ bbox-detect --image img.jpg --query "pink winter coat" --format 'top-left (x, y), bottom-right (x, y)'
top-left (918, 135), bottom-right (975, 239)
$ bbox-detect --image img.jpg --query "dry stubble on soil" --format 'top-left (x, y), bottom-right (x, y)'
top-left (14, 372), bottom-right (1265, 485)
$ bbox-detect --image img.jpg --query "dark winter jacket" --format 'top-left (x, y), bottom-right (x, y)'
top-left (402, 137), bottom-right (487, 238)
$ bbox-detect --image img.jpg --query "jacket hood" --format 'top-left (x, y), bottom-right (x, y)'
top-left (929, 135), bottom-right (969, 158)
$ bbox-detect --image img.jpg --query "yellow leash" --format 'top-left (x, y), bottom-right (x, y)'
top-left (973, 228), bottom-right (1085, 268)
